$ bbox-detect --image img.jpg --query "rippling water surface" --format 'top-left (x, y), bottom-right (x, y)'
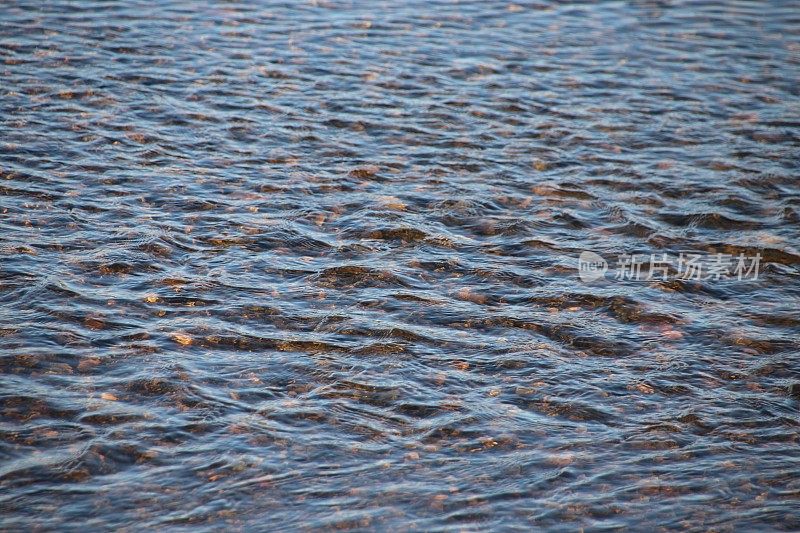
top-left (2, 0), bottom-right (800, 530)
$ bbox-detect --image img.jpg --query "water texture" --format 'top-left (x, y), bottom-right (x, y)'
top-left (1, 0), bottom-right (800, 530)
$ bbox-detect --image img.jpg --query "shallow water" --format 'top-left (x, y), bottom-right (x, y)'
top-left (2, 0), bottom-right (800, 530)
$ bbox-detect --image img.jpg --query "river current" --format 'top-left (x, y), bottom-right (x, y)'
top-left (1, 1), bottom-right (799, 530)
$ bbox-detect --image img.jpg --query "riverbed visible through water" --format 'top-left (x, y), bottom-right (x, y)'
top-left (1, 0), bottom-right (800, 530)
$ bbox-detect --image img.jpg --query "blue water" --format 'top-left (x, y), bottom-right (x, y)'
top-left (1, 0), bottom-right (800, 530)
